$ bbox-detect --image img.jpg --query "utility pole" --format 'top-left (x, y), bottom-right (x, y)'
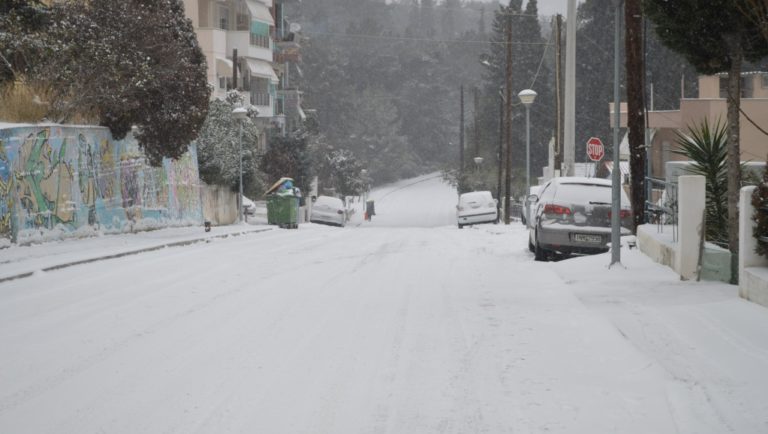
top-left (459, 84), bottom-right (465, 193)
top-left (473, 87), bottom-right (480, 159)
top-left (564, 0), bottom-right (576, 176)
top-left (232, 48), bottom-right (238, 91)
top-left (504, 11), bottom-right (514, 224)
top-left (610, 0), bottom-right (624, 267)
top-left (497, 92), bottom-right (504, 219)
top-left (555, 14), bottom-right (563, 174)
top-left (625, 0), bottom-right (646, 233)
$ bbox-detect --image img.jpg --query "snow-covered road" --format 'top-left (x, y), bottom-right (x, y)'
top-left (1, 175), bottom-right (767, 433)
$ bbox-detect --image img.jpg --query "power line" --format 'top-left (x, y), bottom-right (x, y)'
top-left (302, 30), bottom-right (553, 46)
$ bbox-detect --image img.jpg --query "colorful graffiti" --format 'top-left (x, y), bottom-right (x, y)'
top-left (0, 124), bottom-right (203, 244)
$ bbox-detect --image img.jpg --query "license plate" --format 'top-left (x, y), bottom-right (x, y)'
top-left (573, 233), bottom-right (602, 244)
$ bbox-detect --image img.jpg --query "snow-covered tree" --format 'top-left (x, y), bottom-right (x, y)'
top-left (39, 0), bottom-right (210, 165)
top-left (196, 99), bottom-right (265, 197)
top-left (0, 0), bottom-right (51, 83)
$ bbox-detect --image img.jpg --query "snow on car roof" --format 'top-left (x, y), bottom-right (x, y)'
top-left (555, 176), bottom-right (612, 186)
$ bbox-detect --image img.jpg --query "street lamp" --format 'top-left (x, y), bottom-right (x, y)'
top-left (232, 106), bottom-right (248, 223)
top-left (473, 156), bottom-right (484, 171)
top-left (518, 89), bottom-right (537, 198)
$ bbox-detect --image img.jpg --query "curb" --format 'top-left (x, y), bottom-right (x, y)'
top-left (0, 227), bottom-right (273, 284)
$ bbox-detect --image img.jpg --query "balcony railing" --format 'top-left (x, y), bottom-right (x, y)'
top-left (251, 93), bottom-right (271, 107)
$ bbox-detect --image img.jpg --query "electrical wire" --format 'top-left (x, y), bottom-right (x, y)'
top-left (301, 30), bottom-right (553, 46)
top-left (529, 22), bottom-right (554, 89)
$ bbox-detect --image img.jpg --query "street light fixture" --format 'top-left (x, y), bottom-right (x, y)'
top-left (232, 106), bottom-right (248, 223)
top-left (518, 89), bottom-right (537, 198)
top-left (473, 156), bottom-right (484, 169)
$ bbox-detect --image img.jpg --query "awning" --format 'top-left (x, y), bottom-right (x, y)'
top-left (245, 0), bottom-right (275, 25)
top-left (216, 57), bottom-right (233, 76)
top-left (245, 58), bottom-right (279, 83)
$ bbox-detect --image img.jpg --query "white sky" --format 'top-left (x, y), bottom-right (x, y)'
top-left (479, 0), bottom-right (573, 17)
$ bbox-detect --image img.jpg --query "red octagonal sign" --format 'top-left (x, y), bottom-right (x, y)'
top-left (586, 137), bottom-right (605, 162)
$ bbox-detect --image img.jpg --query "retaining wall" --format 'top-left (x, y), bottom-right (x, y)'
top-left (0, 123), bottom-right (203, 245)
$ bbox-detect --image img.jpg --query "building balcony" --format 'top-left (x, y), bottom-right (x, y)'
top-left (226, 31), bottom-right (273, 62)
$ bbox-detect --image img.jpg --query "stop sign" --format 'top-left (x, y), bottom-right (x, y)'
top-left (586, 137), bottom-right (605, 161)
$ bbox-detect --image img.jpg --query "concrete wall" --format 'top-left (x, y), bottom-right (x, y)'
top-left (201, 183), bottom-right (237, 225)
top-left (637, 175), bottom-right (706, 281)
top-left (739, 186), bottom-right (768, 308)
top-left (0, 124), bottom-right (203, 245)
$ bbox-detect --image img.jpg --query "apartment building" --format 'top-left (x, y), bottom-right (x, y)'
top-left (614, 72), bottom-right (768, 179)
top-left (182, 0), bottom-right (305, 138)
top-left (183, 0), bottom-right (278, 117)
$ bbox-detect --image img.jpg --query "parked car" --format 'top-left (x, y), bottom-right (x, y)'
top-left (527, 177), bottom-right (632, 261)
top-left (242, 195), bottom-right (256, 216)
top-left (310, 196), bottom-right (346, 227)
top-left (521, 185), bottom-right (541, 225)
top-left (457, 191), bottom-right (498, 228)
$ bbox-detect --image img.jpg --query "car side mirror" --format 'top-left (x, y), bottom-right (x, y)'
top-left (526, 194), bottom-right (538, 203)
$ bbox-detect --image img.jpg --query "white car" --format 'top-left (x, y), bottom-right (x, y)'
top-left (242, 195), bottom-right (256, 216)
top-left (457, 191), bottom-right (498, 228)
top-left (310, 196), bottom-right (346, 227)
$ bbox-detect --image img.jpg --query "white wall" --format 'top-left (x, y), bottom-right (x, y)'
top-left (739, 186), bottom-right (768, 308)
top-left (201, 184), bottom-right (238, 226)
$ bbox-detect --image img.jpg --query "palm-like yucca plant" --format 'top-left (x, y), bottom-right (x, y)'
top-left (673, 118), bottom-right (729, 248)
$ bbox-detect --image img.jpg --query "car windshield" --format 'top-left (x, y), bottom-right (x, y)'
top-left (460, 192), bottom-right (491, 204)
top-left (315, 196), bottom-right (342, 207)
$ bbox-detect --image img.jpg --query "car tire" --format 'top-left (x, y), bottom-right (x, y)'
top-left (458, 224), bottom-right (463, 229)
top-left (528, 238), bottom-right (535, 253)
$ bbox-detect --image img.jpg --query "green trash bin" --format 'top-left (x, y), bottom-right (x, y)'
top-left (266, 194), bottom-right (299, 229)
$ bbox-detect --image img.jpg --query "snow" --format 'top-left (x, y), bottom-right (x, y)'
top-left (1, 174), bottom-right (767, 433)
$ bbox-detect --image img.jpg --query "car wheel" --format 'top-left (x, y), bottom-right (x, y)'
top-left (528, 237), bottom-right (535, 253)
top-left (458, 223), bottom-right (463, 229)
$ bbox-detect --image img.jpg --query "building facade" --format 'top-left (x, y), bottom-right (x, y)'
top-left (182, 0), bottom-right (306, 140)
top-left (614, 72), bottom-right (768, 179)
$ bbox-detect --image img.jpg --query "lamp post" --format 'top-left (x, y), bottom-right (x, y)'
top-left (232, 106), bottom-right (248, 223)
top-left (518, 89), bottom-right (537, 197)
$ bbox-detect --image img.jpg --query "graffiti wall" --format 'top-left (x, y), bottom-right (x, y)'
top-left (0, 124), bottom-right (203, 245)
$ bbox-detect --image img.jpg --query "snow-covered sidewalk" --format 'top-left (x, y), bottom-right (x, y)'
top-left (0, 222), bottom-right (273, 283)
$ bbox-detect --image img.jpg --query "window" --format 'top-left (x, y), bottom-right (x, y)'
top-left (763, 74), bottom-right (768, 88)
top-left (219, 76), bottom-right (232, 90)
top-left (250, 21), bottom-right (271, 49)
top-left (250, 77), bottom-right (271, 106)
top-left (235, 2), bottom-right (249, 30)
top-left (217, 5), bottom-right (229, 30)
top-left (719, 75), bottom-right (753, 98)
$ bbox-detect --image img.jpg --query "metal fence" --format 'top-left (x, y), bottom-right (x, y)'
top-left (645, 177), bottom-right (678, 242)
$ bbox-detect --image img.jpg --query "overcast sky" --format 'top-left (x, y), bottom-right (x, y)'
top-left (480, 0), bottom-right (574, 17)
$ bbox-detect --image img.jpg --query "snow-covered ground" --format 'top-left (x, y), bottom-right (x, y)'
top-left (1, 174), bottom-right (767, 434)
